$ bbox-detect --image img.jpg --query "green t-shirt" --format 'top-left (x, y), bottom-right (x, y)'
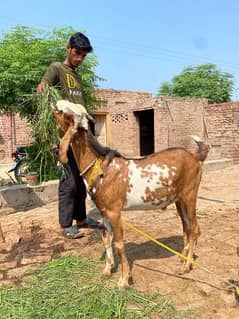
top-left (41, 62), bottom-right (85, 104)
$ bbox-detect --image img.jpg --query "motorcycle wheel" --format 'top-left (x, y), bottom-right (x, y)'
top-left (14, 160), bottom-right (29, 183)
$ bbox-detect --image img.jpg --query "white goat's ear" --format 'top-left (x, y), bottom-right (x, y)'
top-left (51, 103), bottom-right (57, 111)
top-left (86, 113), bottom-right (95, 123)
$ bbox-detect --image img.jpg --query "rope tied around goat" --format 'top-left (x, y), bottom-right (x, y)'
top-left (79, 157), bottom-right (104, 191)
top-left (122, 219), bottom-right (239, 303)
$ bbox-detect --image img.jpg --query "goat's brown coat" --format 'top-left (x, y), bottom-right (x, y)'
top-left (54, 104), bottom-right (209, 290)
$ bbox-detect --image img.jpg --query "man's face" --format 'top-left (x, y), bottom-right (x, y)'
top-left (67, 47), bottom-right (88, 68)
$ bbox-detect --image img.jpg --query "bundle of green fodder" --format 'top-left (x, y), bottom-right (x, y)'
top-left (26, 86), bottom-right (61, 182)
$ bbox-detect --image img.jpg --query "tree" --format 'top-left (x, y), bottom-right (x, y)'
top-left (157, 63), bottom-right (234, 104)
top-left (0, 25), bottom-right (103, 182)
top-left (0, 25), bottom-right (102, 117)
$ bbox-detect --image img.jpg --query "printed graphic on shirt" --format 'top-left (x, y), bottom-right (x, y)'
top-left (65, 73), bottom-right (82, 99)
top-left (66, 74), bottom-right (78, 89)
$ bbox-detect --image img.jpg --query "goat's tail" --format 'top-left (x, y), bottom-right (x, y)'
top-left (191, 135), bottom-right (210, 162)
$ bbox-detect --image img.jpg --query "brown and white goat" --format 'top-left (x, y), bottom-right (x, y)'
top-left (53, 100), bottom-right (209, 290)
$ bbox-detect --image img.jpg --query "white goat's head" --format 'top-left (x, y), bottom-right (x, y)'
top-left (53, 100), bottom-right (94, 132)
top-left (52, 100), bottom-right (95, 164)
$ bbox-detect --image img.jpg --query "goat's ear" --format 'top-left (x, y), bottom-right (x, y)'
top-left (51, 104), bottom-right (57, 111)
top-left (51, 103), bottom-right (64, 115)
top-left (86, 113), bottom-right (96, 123)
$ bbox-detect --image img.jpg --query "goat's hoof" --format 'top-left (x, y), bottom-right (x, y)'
top-left (102, 271), bottom-right (112, 277)
top-left (175, 267), bottom-right (183, 275)
top-left (176, 258), bottom-right (184, 266)
top-left (179, 264), bottom-right (192, 274)
top-left (102, 264), bottom-right (113, 277)
top-left (117, 277), bottom-right (129, 290)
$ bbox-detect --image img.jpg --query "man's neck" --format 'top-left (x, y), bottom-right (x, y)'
top-left (63, 58), bottom-right (75, 69)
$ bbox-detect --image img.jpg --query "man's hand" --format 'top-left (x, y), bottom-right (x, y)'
top-left (52, 145), bottom-right (60, 161)
top-left (37, 82), bottom-right (46, 93)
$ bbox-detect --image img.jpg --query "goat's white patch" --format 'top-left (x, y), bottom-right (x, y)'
top-left (114, 163), bottom-right (120, 170)
top-left (124, 161), bottom-right (175, 209)
top-left (171, 166), bottom-right (177, 177)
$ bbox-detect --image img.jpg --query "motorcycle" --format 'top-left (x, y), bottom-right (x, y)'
top-left (8, 146), bottom-right (29, 183)
top-left (8, 145), bottom-right (60, 183)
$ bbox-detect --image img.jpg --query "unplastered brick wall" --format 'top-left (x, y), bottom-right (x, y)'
top-left (0, 113), bottom-right (32, 161)
top-left (97, 89), bottom-right (154, 156)
top-left (97, 89), bottom-right (239, 162)
top-left (205, 102), bottom-right (239, 163)
top-left (97, 90), bottom-right (209, 156)
top-left (155, 96), bottom-right (209, 155)
top-left (1, 89), bottom-right (239, 162)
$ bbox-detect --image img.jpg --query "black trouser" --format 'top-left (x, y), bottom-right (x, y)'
top-left (58, 147), bottom-right (87, 227)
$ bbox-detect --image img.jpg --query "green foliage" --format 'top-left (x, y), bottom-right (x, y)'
top-left (158, 81), bottom-right (173, 96)
top-left (0, 255), bottom-right (196, 319)
top-left (24, 86), bottom-right (61, 182)
top-left (0, 25), bottom-right (103, 116)
top-left (0, 25), bottom-right (104, 182)
top-left (157, 63), bottom-right (234, 104)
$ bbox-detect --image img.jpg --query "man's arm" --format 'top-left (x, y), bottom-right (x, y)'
top-left (37, 63), bottom-right (59, 93)
top-left (37, 82), bottom-right (46, 93)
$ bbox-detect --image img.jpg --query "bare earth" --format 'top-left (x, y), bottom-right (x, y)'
top-left (0, 164), bottom-right (239, 319)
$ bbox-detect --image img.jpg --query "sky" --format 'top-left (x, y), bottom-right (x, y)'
top-left (1, 0), bottom-right (239, 99)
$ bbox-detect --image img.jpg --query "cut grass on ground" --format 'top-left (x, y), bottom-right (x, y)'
top-left (0, 255), bottom-right (196, 319)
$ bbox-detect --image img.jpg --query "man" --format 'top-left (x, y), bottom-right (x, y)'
top-left (37, 32), bottom-right (100, 239)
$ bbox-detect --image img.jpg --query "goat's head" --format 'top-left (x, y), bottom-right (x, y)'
top-left (52, 100), bottom-right (95, 164)
top-left (52, 100), bottom-right (94, 133)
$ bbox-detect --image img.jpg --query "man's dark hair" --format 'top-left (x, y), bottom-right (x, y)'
top-left (69, 32), bottom-right (93, 53)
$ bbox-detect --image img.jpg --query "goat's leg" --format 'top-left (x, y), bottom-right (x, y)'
top-left (175, 200), bottom-right (190, 260)
top-left (181, 198), bottom-right (200, 273)
top-left (59, 125), bottom-right (74, 164)
top-left (107, 212), bottom-right (130, 290)
top-left (101, 217), bottom-right (115, 276)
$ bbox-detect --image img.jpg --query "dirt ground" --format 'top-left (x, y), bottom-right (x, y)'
top-left (0, 164), bottom-right (239, 319)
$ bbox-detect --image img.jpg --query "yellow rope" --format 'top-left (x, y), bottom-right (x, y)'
top-left (122, 219), bottom-right (195, 265)
top-left (122, 219), bottom-right (239, 296)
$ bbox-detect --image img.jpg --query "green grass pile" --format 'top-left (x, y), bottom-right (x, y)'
top-left (0, 255), bottom-right (196, 319)
top-left (25, 86), bottom-right (61, 182)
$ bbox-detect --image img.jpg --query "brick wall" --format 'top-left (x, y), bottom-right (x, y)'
top-left (155, 96), bottom-right (208, 154)
top-left (1, 89), bottom-right (239, 163)
top-left (97, 89), bottom-right (239, 162)
top-left (0, 113), bottom-right (32, 161)
top-left (97, 89), bottom-right (153, 156)
top-left (97, 90), bottom-right (209, 156)
top-left (205, 102), bottom-right (239, 162)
